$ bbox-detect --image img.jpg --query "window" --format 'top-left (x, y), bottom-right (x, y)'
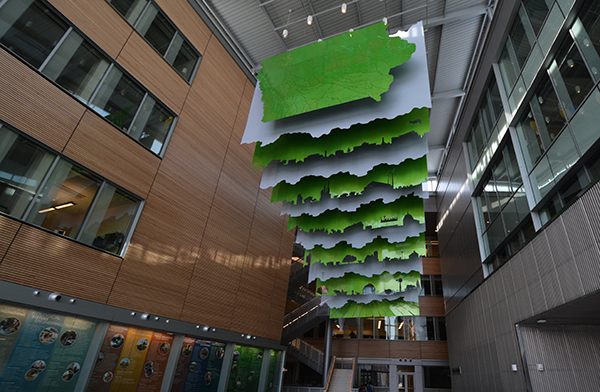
top-left (423, 367), bottom-right (452, 390)
top-left (0, 123), bottom-right (142, 256)
top-left (0, 0), bottom-right (177, 156)
top-left (107, 0), bottom-right (201, 82)
top-left (421, 275), bottom-right (443, 296)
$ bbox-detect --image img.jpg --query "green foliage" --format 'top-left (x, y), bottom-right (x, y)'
top-left (258, 23), bottom-right (416, 122)
top-left (252, 108), bottom-right (429, 169)
top-left (309, 233), bottom-right (426, 264)
top-left (329, 298), bottom-right (420, 318)
top-left (271, 157), bottom-right (427, 204)
top-left (318, 270), bottom-right (421, 296)
top-left (288, 194), bottom-right (424, 233)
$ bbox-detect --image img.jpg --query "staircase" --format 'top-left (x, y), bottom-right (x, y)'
top-left (328, 369), bottom-right (353, 392)
top-left (281, 296), bottom-right (330, 344)
top-left (288, 338), bottom-right (324, 374)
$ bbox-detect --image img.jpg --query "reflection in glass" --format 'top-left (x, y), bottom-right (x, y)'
top-left (549, 35), bottom-right (594, 119)
top-left (42, 31), bottom-right (110, 103)
top-left (165, 34), bottom-right (200, 81)
top-left (523, 0), bottom-right (551, 35)
top-left (546, 129), bottom-right (579, 185)
top-left (531, 75), bottom-right (567, 145)
top-left (0, 127), bottom-right (56, 218)
top-left (26, 161), bottom-right (100, 239)
top-left (574, 8), bottom-right (600, 82)
top-left (129, 96), bottom-right (173, 154)
top-left (531, 155), bottom-right (554, 201)
top-left (511, 6), bottom-right (536, 67)
top-left (90, 67), bottom-right (145, 131)
top-left (516, 110), bottom-right (544, 171)
top-left (136, 4), bottom-right (175, 56)
top-left (79, 185), bottom-right (138, 254)
top-left (570, 89), bottom-right (600, 155)
top-left (498, 44), bottom-right (520, 93)
top-left (0, 0), bottom-right (69, 68)
top-left (108, 0), bottom-right (148, 25)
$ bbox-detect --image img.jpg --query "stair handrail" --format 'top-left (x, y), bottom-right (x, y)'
top-left (325, 356), bottom-right (336, 392)
top-left (349, 358), bottom-right (356, 392)
top-left (283, 296), bottom-right (328, 328)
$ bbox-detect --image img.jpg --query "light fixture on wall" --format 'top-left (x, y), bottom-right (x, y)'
top-left (307, 15), bottom-right (313, 25)
top-left (341, 3), bottom-right (347, 13)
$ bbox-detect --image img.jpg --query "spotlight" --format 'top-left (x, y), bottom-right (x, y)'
top-left (307, 15), bottom-right (313, 25)
top-left (282, 29), bottom-right (288, 38)
top-left (203, 326), bottom-right (210, 332)
top-left (69, 298), bottom-right (76, 304)
top-left (341, 3), bottom-right (347, 13)
top-left (383, 17), bottom-right (388, 25)
top-left (33, 290), bottom-right (40, 296)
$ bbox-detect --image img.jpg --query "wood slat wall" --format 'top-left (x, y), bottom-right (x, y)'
top-left (419, 296), bottom-right (446, 316)
top-left (0, 0), bottom-right (294, 342)
top-left (330, 340), bottom-right (449, 360)
top-left (422, 257), bottom-right (441, 275)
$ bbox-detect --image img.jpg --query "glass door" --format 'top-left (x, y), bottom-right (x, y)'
top-left (398, 369), bottom-right (415, 392)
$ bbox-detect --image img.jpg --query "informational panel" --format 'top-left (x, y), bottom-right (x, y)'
top-left (0, 303), bottom-right (97, 392)
top-left (227, 345), bottom-right (264, 392)
top-left (266, 350), bottom-right (278, 392)
top-left (87, 324), bottom-right (174, 392)
top-left (170, 337), bottom-right (226, 392)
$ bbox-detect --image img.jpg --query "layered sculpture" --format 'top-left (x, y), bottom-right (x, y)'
top-left (242, 22), bottom-right (431, 318)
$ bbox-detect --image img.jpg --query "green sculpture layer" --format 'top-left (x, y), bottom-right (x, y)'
top-left (329, 298), bottom-right (420, 318)
top-left (318, 271), bottom-right (421, 296)
top-left (309, 233), bottom-right (426, 264)
top-left (271, 157), bottom-right (427, 204)
top-left (288, 195), bottom-right (424, 233)
top-left (258, 23), bottom-right (416, 122)
top-left (252, 108), bottom-right (429, 169)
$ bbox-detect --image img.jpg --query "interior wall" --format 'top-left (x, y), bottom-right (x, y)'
top-left (519, 325), bottom-right (600, 392)
top-left (445, 180), bottom-right (600, 392)
top-left (0, 0), bottom-right (292, 341)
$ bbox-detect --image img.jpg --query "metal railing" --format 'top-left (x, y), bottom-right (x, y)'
top-left (325, 356), bottom-right (337, 391)
top-left (288, 285), bottom-right (316, 304)
top-left (288, 338), bottom-right (324, 373)
top-left (282, 387), bottom-right (324, 392)
top-left (283, 296), bottom-right (328, 329)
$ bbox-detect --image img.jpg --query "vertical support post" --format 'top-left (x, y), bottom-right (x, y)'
top-left (258, 349), bottom-right (273, 392)
top-left (217, 343), bottom-right (236, 392)
top-left (414, 365), bottom-right (423, 392)
top-left (323, 318), bottom-right (333, 386)
top-left (74, 321), bottom-right (109, 392)
top-left (160, 334), bottom-right (185, 392)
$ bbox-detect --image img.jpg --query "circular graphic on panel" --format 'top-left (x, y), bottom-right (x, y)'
top-left (136, 338), bottom-right (149, 351)
top-left (144, 361), bottom-right (154, 371)
top-left (39, 327), bottom-right (59, 344)
top-left (30, 360), bottom-right (46, 372)
top-left (119, 358), bottom-right (130, 370)
top-left (257, 352), bottom-right (263, 360)
top-left (205, 371), bottom-right (212, 385)
top-left (231, 364), bottom-right (237, 372)
top-left (182, 344), bottom-right (192, 357)
top-left (67, 362), bottom-right (80, 374)
top-left (232, 350), bottom-right (240, 362)
top-left (145, 367), bottom-right (154, 378)
top-left (103, 371), bottom-right (114, 383)
top-left (62, 370), bottom-right (75, 382)
top-left (60, 330), bottom-right (77, 346)
top-left (110, 334), bottom-right (125, 349)
top-left (96, 352), bottom-right (105, 365)
top-left (159, 342), bottom-right (171, 355)
top-left (0, 317), bottom-right (21, 335)
top-left (236, 376), bottom-right (242, 388)
top-left (216, 347), bottom-right (224, 359)
top-left (200, 347), bottom-right (209, 359)
top-left (24, 369), bottom-right (41, 381)
top-left (189, 362), bottom-right (198, 372)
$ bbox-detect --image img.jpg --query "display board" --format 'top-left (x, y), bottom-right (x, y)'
top-left (170, 337), bottom-right (226, 392)
top-left (227, 345), bottom-right (263, 392)
top-left (0, 303), bottom-right (97, 392)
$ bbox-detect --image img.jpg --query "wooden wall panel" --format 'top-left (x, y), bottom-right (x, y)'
top-left (48, 0), bottom-right (133, 59)
top-left (0, 49), bottom-right (86, 151)
top-left (420, 341), bottom-right (449, 360)
top-left (0, 225), bottom-right (122, 303)
top-left (423, 257), bottom-right (441, 275)
top-left (62, 111), bottom-right (160, 198)
top-left (155, 0), bottom-right (212, 53)
top-left (358, 340), bottom-right (391, 358)
top-left (117, 32), bottom-right (190, 113)
top-left (0, 216), bottom-right (21, 263)
top-left (389, 341), bottom-right (421, 359)
top-left (419, 296), bottom-right (446, 316)
top-left (332, 339), bottom-right (359, 357)
top-left (304, 338), bottom-right (325, 351)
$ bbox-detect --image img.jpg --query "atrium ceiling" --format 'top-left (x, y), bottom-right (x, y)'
top-left (193, 0), bottom-right (497, 182)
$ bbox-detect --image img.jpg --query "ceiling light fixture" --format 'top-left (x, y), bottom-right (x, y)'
top-left (383, 17), bottom-right (388, 25)
top-left (341, 3), bottom-right (347, 13)
top-left (39, 201), bottom-right (76, 214)
top-left (282, 29), bottom-right (288, 38)
top-left (307, 15), bottom-right (313, 25)
top-left (567, 59), bottom-right (574, 68)
top-left (283, 9), bottom-right (292, 38)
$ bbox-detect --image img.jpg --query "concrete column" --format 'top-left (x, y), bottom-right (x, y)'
top-left (323, 318), bottom-right (333, 386)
